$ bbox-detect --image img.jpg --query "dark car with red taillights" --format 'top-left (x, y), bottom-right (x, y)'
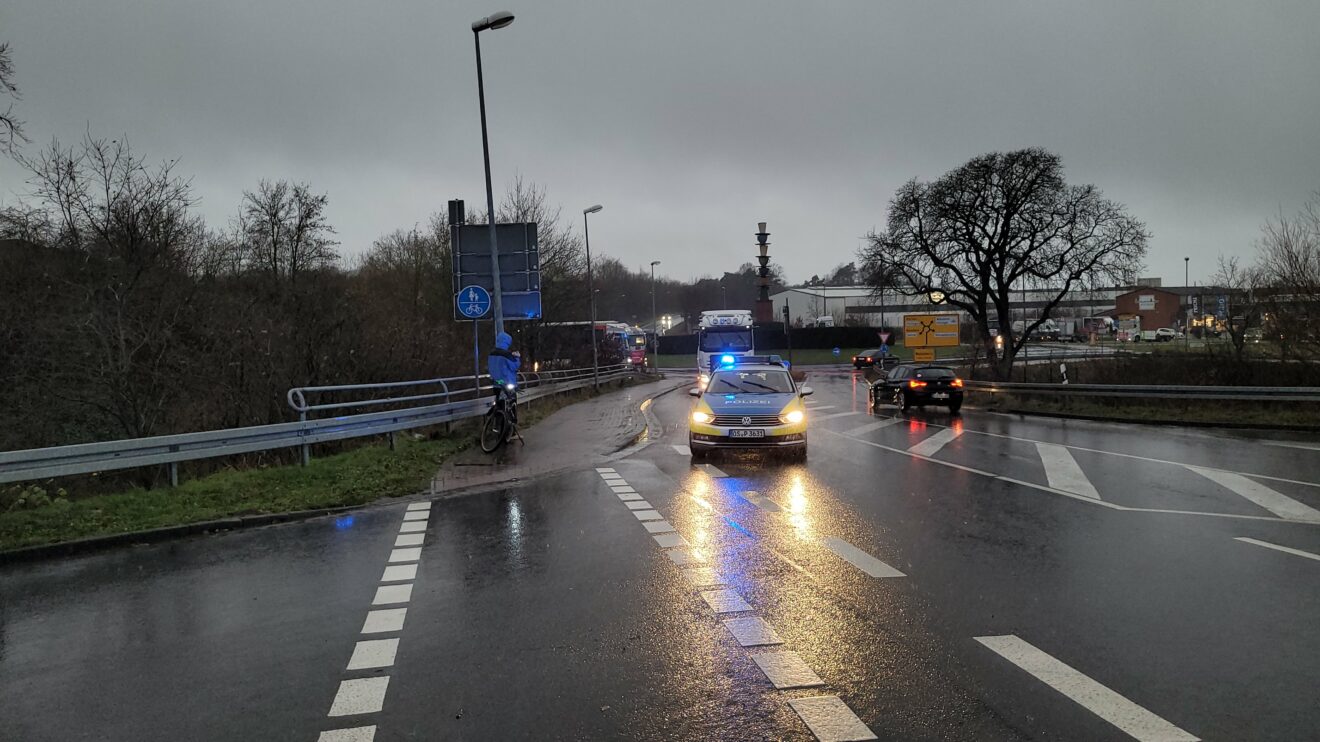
top-left (870, 364), bottom-right (963, 413)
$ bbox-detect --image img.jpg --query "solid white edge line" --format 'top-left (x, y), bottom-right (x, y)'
top-left (975, 635), bottom-right (1199, 742)
top-left (1234, 537), bottom-right (1320, 562)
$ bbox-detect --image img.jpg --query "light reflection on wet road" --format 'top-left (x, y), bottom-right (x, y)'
top-left (2, 368), bottom-right (1319, 741)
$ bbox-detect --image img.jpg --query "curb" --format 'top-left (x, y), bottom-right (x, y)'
top-left (0, 377), bottom-right (684, 564)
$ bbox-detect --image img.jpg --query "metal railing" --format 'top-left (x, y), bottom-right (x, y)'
top-left (963, 380), bottom-right (1320, 402)
top-left (0, 363), bottom-right (637, 486)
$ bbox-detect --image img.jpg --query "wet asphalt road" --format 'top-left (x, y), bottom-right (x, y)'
top-left (2, 370), bottom-right (1319, 741)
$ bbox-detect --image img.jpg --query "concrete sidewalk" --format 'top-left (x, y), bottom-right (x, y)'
top-left (430, 374), bottom-right (685, 494)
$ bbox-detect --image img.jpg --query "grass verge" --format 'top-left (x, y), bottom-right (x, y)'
top-left (0, 376), bottom-right (645, 552)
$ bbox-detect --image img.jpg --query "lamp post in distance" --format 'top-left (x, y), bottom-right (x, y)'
top-left (650, 260), bottom-right (661, 369)
top-left (1185, 256), bottom-right (1190, 347)
top-left (471, 10), bottom-right (515, 334)
top-left (583, 204), bottom-right (603, 389)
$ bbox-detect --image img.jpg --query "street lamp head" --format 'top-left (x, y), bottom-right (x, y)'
top-left (584, 204), bottom-right (603, 215)
top-left (472, 10), bottom-right (515, 32)
top-left (651, 260), bottom-right (661, 267)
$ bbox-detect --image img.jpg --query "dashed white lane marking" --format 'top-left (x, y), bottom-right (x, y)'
top-left (318, 726), bottom-right (377, 742)
top-left (1189, 466), bottom-right (1320, 522)
top-left (361, 608), bottom-right (407, 634)
top-left (653, 532), bottom-right (689, 548)
top-left (702, 464), bottom-right (729, 478)
top-left (394, 533), bottom-right (424, 547)
top-left (380, 564), bottom-right (417, 582)
top-left (398, 520), bottom-right (427, 533)
top-left (672, 444), bottom-right (692, 455)
top-left (814, 411), bottom-right (861, 422)
top-left (618, 492), bottom-right (643, 501)
top-left (822, 537), bottom-right (906, 578)
top-left (841, 418), bottom-right (901, 436)
top-left (595, 467), bottom-right (616, 472)
top-left (741, 491), bottom-right (782, 512)
top-left (1262, 440), bottom-right (1320, 451)
top-left (789, 696), bottom-right (878, 742)
top-left (405, 502), bottom-right (431, 512)
top-left (610, 485), bottom-right (638, 493)
top-left (751, 651), bottom-right (827, 689)
top-left (346, 638), bottom-right (399, 670)
top-left (723, 617), bottom-right (784, 646)
top-left (1036, 443), bottom-right (1102, 500)
top-left (975, 635), bottom-right (1199, 742)
top-left (372, 584), bottom-right (413, 606)
top-left (328, 676), bottom-right (390, 716)
top-left (401, 510), bottom-right (429, 522)
top-left (908, 426), bottom-right (962, 457)
top-left (1234, 536), bottom-right (1320, 562)
top-left (388, 547), bottom-right (421, 563)
top-left (624, 500), bottom-right (653, 510)
top-left (666, 548), bottom-right (704, 565)
top-left (634, 509), bottom-right (664, 521)
top-left (643, 520), bottom-right (676, 533)
top-left (682, 567), bottom-right (725, 586)
top-left (700, 588), bottom-right (753, 613)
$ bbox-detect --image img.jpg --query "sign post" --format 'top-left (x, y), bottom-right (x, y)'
top-left (457, 285), bottom-right (492, 395)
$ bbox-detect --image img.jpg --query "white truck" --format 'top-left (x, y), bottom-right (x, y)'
top-left (697, 309), bottom-right (755, 373)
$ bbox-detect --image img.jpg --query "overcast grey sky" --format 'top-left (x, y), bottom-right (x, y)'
top-left (2, 0), bottom-right (1318, 285)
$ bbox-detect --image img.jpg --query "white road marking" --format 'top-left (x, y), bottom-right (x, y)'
top-left (682, 567), bottom-right (725, 586)
top-left (346, 638), bottom-right (399, 670)
top-left (666, 548), bottom-right (704, 565)
top-left (700, 588), bottom-right (752, 613)
top-left (653, 532), bottom-right (689, 548)
top-left (401, 510), bottom-right (429, 522)
top-left (394, 533), bottom-right (424, 547)
top-left (380, 564), bottom-right (417, 582)
top-left (634, 509), bottom-right (663, 521)
top-left (328, 676), bottom-right (390, 716)
top-left (722, 617), bottom-right (783, 647)
top-left (388, 547), bottom-right (421, 563)
top-left (789, 696), bottom-right (877, 742)
top-left (610, 485), bottom-right (637, 493)
top-left (595, 467), bottom-right (616, 473)
top-left (1036, 443), bottom-right (1101, 499)
top-left (908, 427), bottom-right (962, 457)
top-left (1189, 466), bottom-right (1320, 522)
top-left (1234, 537), bottom-right (1320, 562)
top-left (814, 411), bottom-right (861, 422)
top-left (643, 520), bottom-right (676, 533)
top-left (751, 651), bottom-right (826, 689)
top-left (1262, 440), bottom-right (1320, 451)
top-left (975, 635), bottom-right (1199, 742)
top-left (703, 464), bottom-right (729, 478)
top-left (806, 404), bottom-right (837, 411)
top-left (741, 491), bottom-right (782, 512)
top-left (624, 500), bottom-right (653, 510)
top-left (361, 608), bottom-right (407, 634)
top-left (672, 444), bottom-right (691, 455)
top-left (841, 418), bottom-right (901, 436)
top-left (617, 492), bottom-right (643, 501)
top-left (319, 726), bottom-right (377, 742)
top-left (372, 584), bottom-right (413, 606)
top-left (405, 502), bottom-right (431, 512)
top-left (822, 537), bottom-right (906, 578)
top-left (398, 520), bottom-right (427, 533)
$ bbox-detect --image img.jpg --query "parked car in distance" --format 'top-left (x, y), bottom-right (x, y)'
top-left (871, 364), bottom-right (964, 413)
top-left (1154, 327), bottom-right (1177, 341)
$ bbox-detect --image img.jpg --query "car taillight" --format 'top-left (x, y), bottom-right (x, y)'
top-left (908, 380), bottom-right (927, 389)
top-left (951, 378), bottom-right (964, 388)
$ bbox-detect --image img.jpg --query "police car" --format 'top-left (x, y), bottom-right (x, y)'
top-left (687, 356), bottom-right (812, 462)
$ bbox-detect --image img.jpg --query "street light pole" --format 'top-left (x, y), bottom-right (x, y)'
top-left (650, 260), bottom-right (661, 370)
top-left (1185, 256), bottom-right (1190, 348)
top-left (472, 11), bottom-right (515, 335)
top-left (584, 205), bottom-right (603, 389)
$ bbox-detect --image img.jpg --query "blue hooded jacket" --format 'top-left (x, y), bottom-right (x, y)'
top-left (488, 332), bottom-right (521, 385)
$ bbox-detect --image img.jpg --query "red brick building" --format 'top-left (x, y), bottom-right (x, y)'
top-left (1114, 287), bottom-right (1183, 330)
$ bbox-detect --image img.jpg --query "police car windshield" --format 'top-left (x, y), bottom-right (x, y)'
top-left (707, 370), bottom-right (794, 394)
top-left (699, 329), bottom-right (752, 352)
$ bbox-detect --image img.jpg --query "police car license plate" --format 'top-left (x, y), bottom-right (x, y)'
top-left (932, 393), bottom-right (949, 400)
top-left (729, 429), bottom-right (765, 438)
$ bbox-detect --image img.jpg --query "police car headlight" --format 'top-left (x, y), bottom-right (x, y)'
top-left (780, 410), bottom-right (804, 424)
top-left (691, 410), bottom-right (713, 424)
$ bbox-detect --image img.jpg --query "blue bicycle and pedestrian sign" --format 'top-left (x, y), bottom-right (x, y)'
top-left (457, 285), bottom-right (491, 319)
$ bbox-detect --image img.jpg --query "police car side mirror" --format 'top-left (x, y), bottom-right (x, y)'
top-left (689, 388), bottom-right (702, 397)
top-left (799, 386), bottom-right (814, 396)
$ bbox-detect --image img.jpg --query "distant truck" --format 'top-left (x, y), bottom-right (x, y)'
top-left (697, 309), bottom-right (755, 371)
top-left (1013, 318), bottom-right (1061, 342)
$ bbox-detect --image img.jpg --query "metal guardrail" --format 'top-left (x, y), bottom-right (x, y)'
top-left (963, 380), bottom-right (1320, 402)
top-left (0, 364), bottom-right (637, 486)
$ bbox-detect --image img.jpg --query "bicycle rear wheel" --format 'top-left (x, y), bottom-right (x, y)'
top-left (480, 409), bottom-right (508, 453)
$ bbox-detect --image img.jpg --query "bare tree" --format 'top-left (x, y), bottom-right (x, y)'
top-left (1254, 192), bottom-right (1320, 360)
top-left (238, 179), bottom-right (338, 286)
top-left (860, 148), bottom-right (1148, 379)
top-left (0, 42), bottom-right (27, 154)
top-left (1209, 254), bottom-right (1262, 361)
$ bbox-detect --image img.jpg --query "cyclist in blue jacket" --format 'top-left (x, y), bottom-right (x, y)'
top-left (488, 331), bottom-right (521, 398)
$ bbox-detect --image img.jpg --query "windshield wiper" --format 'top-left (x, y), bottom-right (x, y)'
top-left (740, 381), bottom-right (783, 393)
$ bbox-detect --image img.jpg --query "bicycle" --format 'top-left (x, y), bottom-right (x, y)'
top-left (480, 383), bottom-right (522, 453)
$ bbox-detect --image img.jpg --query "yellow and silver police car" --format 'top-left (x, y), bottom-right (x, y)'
top-left (688, 357), bottom-right (812, 462)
